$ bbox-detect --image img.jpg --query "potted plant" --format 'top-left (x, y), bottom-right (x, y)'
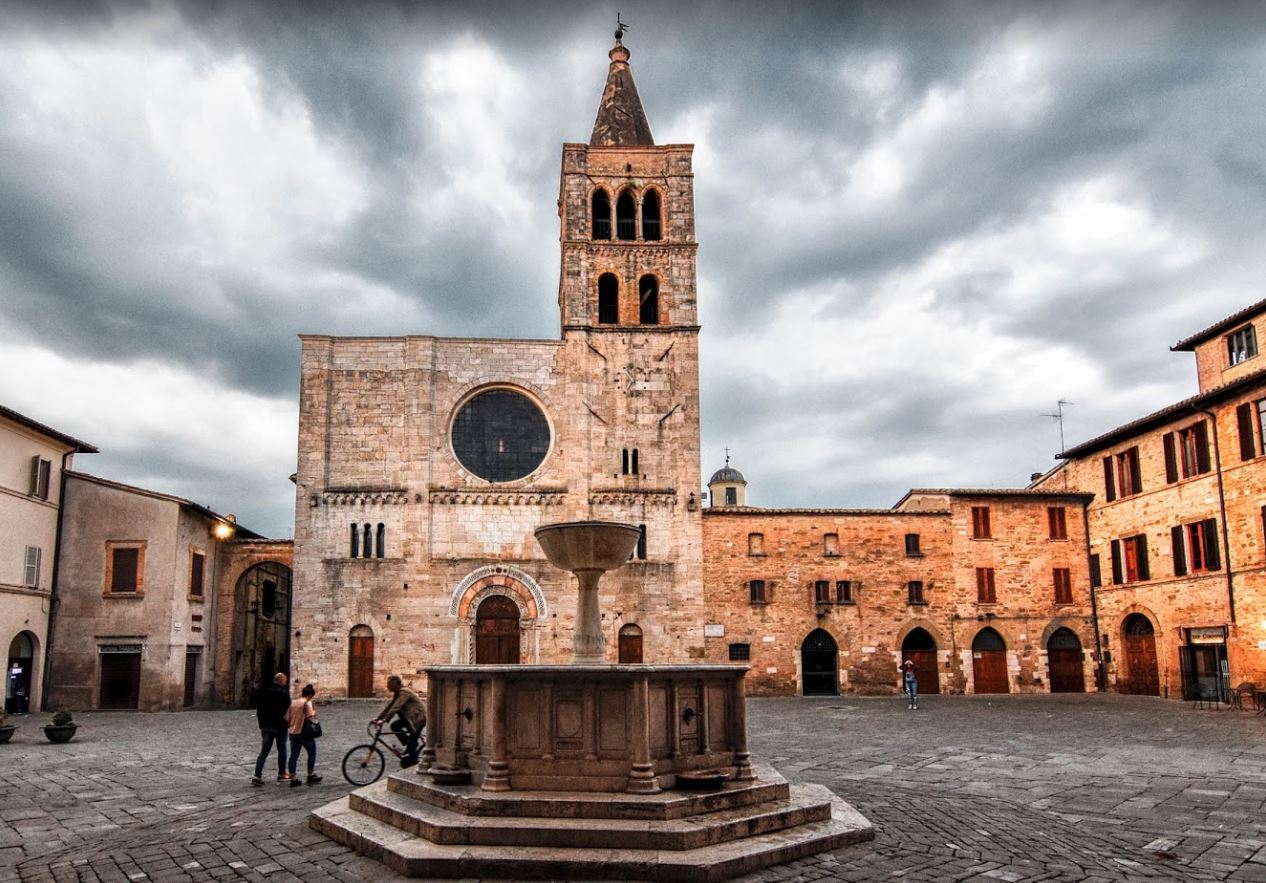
top-left (44, 710), bottom-right (77, 744)
top-left (0, 709), bottom-right (14, 744)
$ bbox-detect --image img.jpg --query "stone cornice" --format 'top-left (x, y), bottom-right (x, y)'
top-left (589, 488), bottom-right (678, 507)
top-left (429, 488), bottom-right (568, 506)
top-left (318, 488), bottom-right (409, 506)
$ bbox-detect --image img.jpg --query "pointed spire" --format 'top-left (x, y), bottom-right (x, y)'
top-left (590, 24), bottom-right (654, 147)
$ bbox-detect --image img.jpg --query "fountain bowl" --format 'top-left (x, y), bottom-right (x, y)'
top-left (533, 520), bottom-right (641, 573)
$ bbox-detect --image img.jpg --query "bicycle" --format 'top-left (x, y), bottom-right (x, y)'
top-left (341, 721), bottom-right (423, 786)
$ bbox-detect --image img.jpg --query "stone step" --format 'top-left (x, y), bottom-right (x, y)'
top-left (387, 761), bottom-right (791, 821)
top-left (311, 792), bottom-right (874, 883)
top-left (351, 779), bottom-right (835, 850)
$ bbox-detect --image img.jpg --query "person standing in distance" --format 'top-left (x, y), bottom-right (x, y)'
top-left (251, 672), bottom-right (291, 785)
top-left (285, 683), bottom-right (322, 786)
top-left (372, 675), bottom-right (426, 768)
top-left (900, 659), bottom-right (919, 710)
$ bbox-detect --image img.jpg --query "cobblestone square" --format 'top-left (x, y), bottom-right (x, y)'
top-left (2, 694), bottom-right (1265, 882)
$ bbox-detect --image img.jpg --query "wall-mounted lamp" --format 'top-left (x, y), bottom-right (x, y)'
top-left (213, 514), bottom-right (237, 541)
top-left (686, 492), bottom-right (698, 512)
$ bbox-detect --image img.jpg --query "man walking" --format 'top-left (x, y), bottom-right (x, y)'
top-left (252, 672), bottom-right (291, 785)
top-left (372, 675), bottom-right (426, 768)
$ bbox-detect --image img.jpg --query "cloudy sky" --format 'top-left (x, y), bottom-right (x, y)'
top-left (3, 1), bottom-right (1265, 537)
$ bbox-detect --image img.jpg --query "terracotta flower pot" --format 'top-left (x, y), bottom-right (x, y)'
top-left (43, 724), bottom-right (77, 744)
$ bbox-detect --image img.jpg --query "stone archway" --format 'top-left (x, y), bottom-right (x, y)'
top-left (1046, 628), bottom-right (1085, 693)
top-left (475, 597), bottom-right (521, 664)
top-left (231, 560), bottom-right (292, 707)
top-left (452, 566), bottom-right (544, 664)
top-left (901, 628), bottom-right (940, 695)
top-left (800, 629), bottom-right (839, 696)
top-left (5, 631), bottom-right (38, 714)
top-left (972, 627), bottom-right (1010, 694)
top-left (1121, 613), bottom-right (1160, 696)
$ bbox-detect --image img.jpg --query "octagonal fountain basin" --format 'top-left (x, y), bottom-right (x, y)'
top-left (533, 520), bottom-right (641, 573)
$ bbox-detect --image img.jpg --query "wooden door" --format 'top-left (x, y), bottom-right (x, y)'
top-left (183, 652), bottom-right (199, 707)
top-left (801, 630), bottom-right (839, 696)
top-left (618, 626), bottom-right (643, 664)
top-left (972, 651), bottom-right (1010, 694)
top-left (475, 596), bottom-right (520, 664)
top-left (100, 652), bottom-right (141, 709)
top-left (901, 650), bottom-right (940, 694)
top-left (1123, 633), bottom-right (1159, 696)
top-left (348, 634), bottom-right (375, 697)
top-left (1047, 649), bottom-right (1084, 692)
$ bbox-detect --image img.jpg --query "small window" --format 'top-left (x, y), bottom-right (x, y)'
top-left (904, 533), bottom-right (921, 556)
top-left (616, 189), bottom-right (637, 240)
top-left (598, 273), bottom-right (619, 324)
top-left (638, 275), bottom-right (659, 325)
top-left (23, 546), bottom-right (41, 588)
top-left (1111, 534), bottom-right (1150, 584)
top-left (363, 523), bottom-right (373, 558)
top-left (1173, 518), bottom-right (1220, 574)
top-left (1048, 507), bottom-right (1067, 540)
top-left (747, 533), bottom-right (764, 555)
top-left (636, 524), bottom-right (647, 560)
top-left (749, 579), bottom-right (767, 604)
top-left (1053, 567), bottom-right (1072, 604)
top-left (976, 567), bottom-right (996, 603)
top-left (350, 523), bottom-right (360, 558)
top-left (376, 523), bottom-right (385, 559)
top-left (1177, 422), bottom-right (1211, 478)
top-left (725, 487), bottom-right (737, 506)
top-left (28, 456), bottom-right (51, 500)
top-left (1089, 553), bottom-right (1102, 588)
top-left (622, 448), bottom-right (639, 475)
top-left (971, 506), bottom-right (991, 539)
top-left (907, 580), bottom-right (925, 605)
top-left (641, 189), bottom-right (661, 240)
top-left (1115, 447), bottom-right (1142, 497)
top-left (1258, 400), bottom-right (1266, 457)
top-left (823, 533), bottom-right (839, 556)
top-left (728, 643), bottom-right (751, 662)
top-left (814, 580), bottom-right (831, 604)
top-left (835, 580), bottom-right (853, 604)
top-left (1228, 324), bottom-right (1257, 365)
top-left (591, 189), bottom-right (611, 240)
top-left (109, 547), bottom-right (141, 593)
top-left (189, 551), bottom-right (205, 598)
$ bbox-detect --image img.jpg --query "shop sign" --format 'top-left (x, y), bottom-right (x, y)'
top-left (1189, 626), bottom-right (1226, 645)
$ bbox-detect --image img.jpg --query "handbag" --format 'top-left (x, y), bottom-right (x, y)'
top-left (305, 718), bottom-right (323, 739)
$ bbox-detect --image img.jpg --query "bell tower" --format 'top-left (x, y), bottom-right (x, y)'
top-left (557, 28), bottom-right (698, 330)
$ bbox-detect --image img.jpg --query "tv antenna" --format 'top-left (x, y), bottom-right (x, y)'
top-left (1042, 399), bottom-right (1074, 453)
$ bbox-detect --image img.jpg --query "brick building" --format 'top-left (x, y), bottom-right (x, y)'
top-left (289, 36), bottom-right (709, 696)
top-left (1048, 299), bottom-right (1266, 701)
top-left (701, 461), bottom-right (1096, 696)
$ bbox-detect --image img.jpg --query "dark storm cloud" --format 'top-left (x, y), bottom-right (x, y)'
top-left (3, 0), bottom-right (1266, 534)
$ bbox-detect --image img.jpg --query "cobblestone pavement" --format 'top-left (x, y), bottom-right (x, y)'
top-left (2, 694), bottom-right (1266, 882)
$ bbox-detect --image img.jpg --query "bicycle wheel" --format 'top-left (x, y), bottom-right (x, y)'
top-left (342, 743), bottom-right (386, 786)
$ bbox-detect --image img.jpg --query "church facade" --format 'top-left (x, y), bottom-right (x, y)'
top-left (290, 38), bottom-right (709, 695)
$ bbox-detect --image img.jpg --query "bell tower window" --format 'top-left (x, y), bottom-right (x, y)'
top-left (639, 275), bottom-right (659, 325)
top-left (642, 189), bottom-right (661, 240)
top-left (616, 189), bottom-right (637, 240)
top-left (591, 189), bottom-right (611, 240)
top-left (598, 274), bottom-right (619, 324)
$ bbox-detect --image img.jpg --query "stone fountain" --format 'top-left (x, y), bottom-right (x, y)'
top-left (311, 520), bottom-right (872, 880)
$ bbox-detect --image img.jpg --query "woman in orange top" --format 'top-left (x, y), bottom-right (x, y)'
top-left (285, 683), bottom-right (321, 786)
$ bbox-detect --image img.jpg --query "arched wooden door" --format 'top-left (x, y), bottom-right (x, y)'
top-left (475, 596), bottom-right (520, 664)
top-left (1121, 614), bottom-right (1159, 696)
top-left (1047, 628), bottom-right (1085, 693)
top-left (801, 629), bottom-right (839, 696)
top-left (347, 625), bottom-right (374, 698)
top-left (618, 624), bottom-right (643, 663)
top-left (900, 628), bottom-right (940, 695)
top-left (6, 631), bottom-right (36, 714)
top-left (972, 628), bottom-right (1010, 694)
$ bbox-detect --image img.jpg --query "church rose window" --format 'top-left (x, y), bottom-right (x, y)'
top-left (451, 388), bottom-right (551, 482)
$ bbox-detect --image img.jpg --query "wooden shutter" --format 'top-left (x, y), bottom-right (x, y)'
top-left (24, 546), bottom-right (41, 587)
top-left (1135, 534), bottom-right (1150, 581)
top-left (1163, 433), bottom-right (1179, 482)
top-left (1103, 457), bottom-right (1117, 502)
top-left (1237, 403), bottom-right (1256, 461)
top-left (1193, 422), bottom-right (1211, 474)
top-left (29, 455), bottom-right (41, 496)
top-left (1089, 554), bottom-right (1102, 588)
top-left (1203, 518), bottom-right (1221, 571)
top-left (1128, 448), bottom-right (1143, 493)
top-left (1110, 540), bottom-right (1123, 584)
top-left (1171, 525), bottom-right (1187, 576)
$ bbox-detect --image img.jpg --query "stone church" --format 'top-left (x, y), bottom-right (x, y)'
top-left (291, 36), bottom-right (709, 695)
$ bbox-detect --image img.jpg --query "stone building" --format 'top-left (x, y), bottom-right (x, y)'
top-left (290, 36), bottom-right (708, 696)
top-left (0, 404), bottom-right (95, 714)
top-left (46, 471), bottom-right (292, 712)
top-left (702, 459), bottom-right (1096, 696)
top-left (1047, 299), bottom-right (1266, 700)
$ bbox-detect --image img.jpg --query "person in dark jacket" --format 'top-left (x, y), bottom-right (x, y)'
top-left (252, 672), bottom-right (291, 785)
top-left (372, 675), bottom-right (426, 768)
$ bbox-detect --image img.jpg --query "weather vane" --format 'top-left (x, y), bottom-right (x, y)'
top-left (615, 13), bottom-right (630, 41)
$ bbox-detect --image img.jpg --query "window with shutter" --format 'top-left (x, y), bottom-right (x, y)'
top-left (1202, 518), bottom-right (1221, 571)
top-left (976, 568), bottom-right (996, 603)
top-left (907, 580), bottom-right (925, 604)
top-left (1116, 447), bottom-right (1142, 496)
top-left (1238, 403), bottom-right (1257, 461)
top-left (189, 551), bottom-right (205, 597)
top-left (28, 456), bottom-right (51, 500)
top-left (904, 533), bottom-right (921, 556)
top-left (1047, 507), bottom-right (1067, 540)
top-left (835, 580), bottom-right (853, 603)
top-left (1103, 456), bottom-right (1117, 502)
top-left (1089, 553), bottom-right (1102, 588)
top-left (107, 546), bottom-right (143, 593)
top-left (1134, 534), bottom-right (1150, 581)
top-left (1110, 540), bottom-right (1123, 584)
top-left (748, 580), bottom-right (766, 604)
top-left (1258, 400), bottom-right (1266, 456)
top-left (814, 580), bottom-right (831, 603)
top-left (1227, 325), bottom-right (1258, 365)
top-left (1171, 525), bottom-right (1187, 576)
top-left (23, 546), bottom-right (41, 587)
top-left (1053, 568), bottom-right (1072, 604)
top-left (1163, 432), bottom-right (1179, 482)
top-left (971, 506), bottom-right (991, 539)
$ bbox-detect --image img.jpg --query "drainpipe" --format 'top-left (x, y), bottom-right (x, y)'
top-left (1199, 407), bottom-right (1235, 624)
top-left (1082, 496), bottom-right (1104, 692)
top-left (41, 454), bottom-right (75, 712)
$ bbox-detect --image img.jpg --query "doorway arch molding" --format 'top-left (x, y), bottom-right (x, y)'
top-left (449, 565), bottom-right (549, 619)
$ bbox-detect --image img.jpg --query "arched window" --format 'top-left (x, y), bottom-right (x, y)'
top-left (636, 524), bottom-right (648, 560)
top-left (350, 524), bottom-right (360, 558)
top-left (591, 189), bottom-right (611, 240)
top-left (616, 190), bottom-right (636, 240)
top-left (631, 448), bottom-right (639, 474)
top-left (598, 273), bottom-right (619, 324)
top-left (639, 275), bottom-right (659, 325)
top-left (375, 523), bottom-right (385, 559)
top-left (362, 523), bottom-right (372, 558)
top-left (641, 189), bottom-right (661, 240)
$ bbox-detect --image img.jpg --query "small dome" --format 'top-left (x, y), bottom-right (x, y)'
top-left (709, 465), bottom-right (746, 485)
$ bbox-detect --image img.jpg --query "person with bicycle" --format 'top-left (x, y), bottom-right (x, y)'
top-left (371, 675), bottom-right (425, 768)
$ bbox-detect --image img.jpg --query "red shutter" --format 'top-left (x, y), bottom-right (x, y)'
top-left (1237, 404), bottom-right (1256, 461)
top-left (1171, 525), bottom-right (1187, 576)
top-left (1163, 433), bottom-right (1179, 483)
